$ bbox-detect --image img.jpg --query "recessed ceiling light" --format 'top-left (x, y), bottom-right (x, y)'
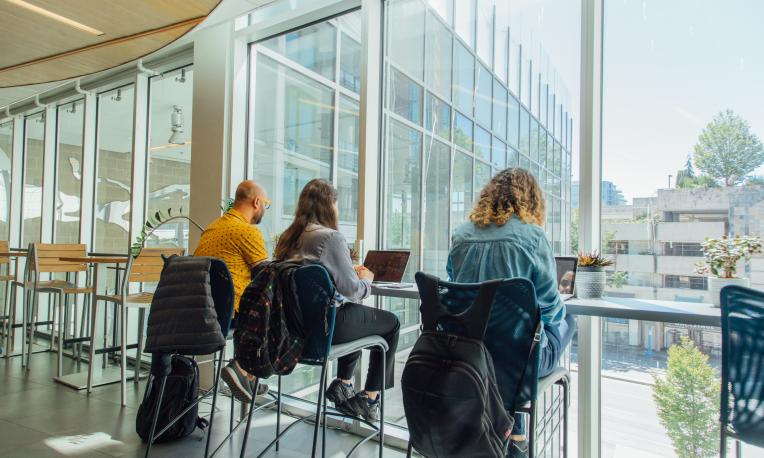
top-left (7, 0), bottom-right (105, 36)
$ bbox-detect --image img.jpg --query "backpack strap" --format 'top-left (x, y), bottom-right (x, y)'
top-left (417, 272), bottom-right (502, 340)
top-left (509, 311), bottom-right (543, 414)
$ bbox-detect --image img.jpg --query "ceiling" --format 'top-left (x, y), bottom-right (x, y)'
top-left (0, 0), bottom-right (221, 87)
top-left (0, 0), bottom-right (277, 108)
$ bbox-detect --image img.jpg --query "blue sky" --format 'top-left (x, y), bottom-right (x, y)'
top-left (516, 0), bottom-right (764, 203)
top-left (602, 0), bottom-right (764, 202)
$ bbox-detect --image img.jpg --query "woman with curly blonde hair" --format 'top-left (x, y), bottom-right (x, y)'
top-left (446, 168), bottom-right (576, 457)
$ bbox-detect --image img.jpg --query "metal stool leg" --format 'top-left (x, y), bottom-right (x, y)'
top-left (86, 295), bottom-right (98, 393)
top-left (56, 291), bottom-right (65, 378)
top-left (311, 362), bottom-right (328, 458)
top-left (239, 379), bottom-right (259, 458)
top-left (26, 290), bottom-right (40, 370)
top-left (276, 376), bottom-right (282, 452)
top-left (561, 379), bottom-right (569, 457)
top-left (135, 308), bottom-right (146, 382)
top-left (528, 401), bottom-right (536, 458)
top-left (204, 349), bottom-right (225, 458)
top-left (119, 303), bottom-right (127, 406)
top-left (145, 375), bottom-right (168, 458)
top-left (322, 369), bottom-right (328, 458)
top-left (379, 352), bottom-right (386, 458)
top-left (406, 442), bottom-right (413, 458)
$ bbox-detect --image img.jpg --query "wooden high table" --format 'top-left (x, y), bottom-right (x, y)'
top-left (53, 255), bottom-right (129, 390)
top-left (370, 284), bottom-right (722, 456)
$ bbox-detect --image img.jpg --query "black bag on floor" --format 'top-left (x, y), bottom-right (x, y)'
top-left (136, 355), bottom-right (208, 443)
top-left (402, 273), bottom-right (538, 458)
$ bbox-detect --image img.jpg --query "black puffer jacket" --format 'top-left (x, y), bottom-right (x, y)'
top-left (144, 255), bottom-right (232, 356)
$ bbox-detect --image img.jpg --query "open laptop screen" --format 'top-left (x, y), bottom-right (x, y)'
top-left (363, 250), bottom-right (411, 283)
top-left (555, 256), bottom-right (578, 295)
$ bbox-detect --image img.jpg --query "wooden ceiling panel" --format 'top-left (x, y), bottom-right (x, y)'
top-left (0, 0), bottom-right (220, 87)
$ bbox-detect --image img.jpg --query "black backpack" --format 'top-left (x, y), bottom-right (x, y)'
top-left (402, 273), bottom-right (539, 458)
top-left (234, 261), bottom-right (306, 379)
top-left (136, 355), bottom-right (208, 443)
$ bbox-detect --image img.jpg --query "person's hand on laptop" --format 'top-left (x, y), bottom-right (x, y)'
top-left (355, 266), bottom-right (374, 282)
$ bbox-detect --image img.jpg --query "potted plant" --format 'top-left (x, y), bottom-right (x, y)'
top-left (575, 251), bottom-right (614, 299)
top-left (695, 235), bottom-right (763, 306)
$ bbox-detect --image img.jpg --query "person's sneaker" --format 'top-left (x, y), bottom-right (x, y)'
top-left (221, 361), bottom-right (253, 403)
top-left (342, 392), bottom-right (380, 422)
top-left (509, 438), bottom-right (529, 458)
top-left (325, 379), bottom-right (356, 406)
top-left (251, 380), bottom-right (269, 397)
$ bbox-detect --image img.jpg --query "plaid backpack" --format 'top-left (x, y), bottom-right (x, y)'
top-left (234, 261), bottom-right (306, 379)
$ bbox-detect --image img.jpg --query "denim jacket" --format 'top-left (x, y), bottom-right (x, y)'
top-left (446, 216), bottom-right (566, 346)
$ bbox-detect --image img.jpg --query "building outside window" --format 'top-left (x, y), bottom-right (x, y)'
top-left (22, 112), bottom-right (45, 246)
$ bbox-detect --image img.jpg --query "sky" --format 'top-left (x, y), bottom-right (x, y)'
top-left (601, 0), bottom-right (764, 203)
top-left (506, 0), bottom-right (764, 204)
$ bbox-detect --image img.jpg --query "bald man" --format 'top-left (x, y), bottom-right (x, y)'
top-left (195, 180), bottom-right (270, 402)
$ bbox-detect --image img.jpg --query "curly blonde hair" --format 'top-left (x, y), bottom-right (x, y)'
top-left (469, 168), bottom-right (545, 227)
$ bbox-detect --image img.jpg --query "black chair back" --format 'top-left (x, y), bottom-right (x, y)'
top-left (292, 264), bottom-right (337, 364)
top-left (721, 285), bottom-right (764, 448)
top-left (430, 276), bottom-right (541, 411)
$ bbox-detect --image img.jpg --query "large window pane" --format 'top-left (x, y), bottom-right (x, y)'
top-left (251, 53), bottom-right (333, 244)
top-left (0, 122), bottom-right (13, 239)
top-left (519, 106), bottom-right (530, 158)
top-left (425, 92), bottom-right (451, 141)
top-left (425, 10), bottom-right (452, 101)
top-left (453, 41), bottom-right (474, 117)
top-left (508, 95), bottom-right (520, 149)
top-left (474, 160), bottom-right (491, 194)
top-left (386, 120), bottom-right (422, 281)
top-left (340, 30), bottom-right (361, 94)
top-left (146, 67), bottom-right (193, 248)
top-left (494, 2), bottom-right (509, 83)
top-left (454, 0), bottom-right (475, 49)
top-left (391, 68), bottom-right (423, 125)
top-left (264, 22), bottom-right (336, 81)
top-left (388, 0), bottom-right (425, 80)
top-left (94, 86), bottom-right (134, 253)
top-left (454, 111), bottom-right (473, 152)
top-left (475, 63), bottom-right (492, 128)
top-left (338, 97), bottom-right (359, 225)
top-left (427, 0), bottom-right (452, 27)
top-left (23, 113), bottom-right (45, 246)
top-left (474, 126), bottom-right (491, 162)
top-left (451, 151), bottom-right (472, 233)
top-left (492, 137), bottom-right (506, 169)
top-left (493, 79), bottom-right (507, 140)
top-left (530, 117), bottom-right (539, 162)
top-left (475, 0), bottom-right (493, 65)
top-left (55, 100), bottom-right (84, 244)
top-left (423, 137), bottom-right (450, 278)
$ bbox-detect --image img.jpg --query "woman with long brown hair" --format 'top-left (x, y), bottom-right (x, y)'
top-left (446, 168), bottom-right (576, 457)
top-left (274, 179), bottom-right (400, 422)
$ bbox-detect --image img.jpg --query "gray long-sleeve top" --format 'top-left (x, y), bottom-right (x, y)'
top-left (285, 223), bottom-right (371, 303)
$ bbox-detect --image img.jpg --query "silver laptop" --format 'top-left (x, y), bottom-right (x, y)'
top-left (555, 256), bottom-right (578, 301)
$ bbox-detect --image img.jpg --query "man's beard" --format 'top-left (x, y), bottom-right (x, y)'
top-left (252, 212), bottom-right (263, 225)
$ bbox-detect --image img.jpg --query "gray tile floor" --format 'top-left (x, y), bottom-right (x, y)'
top-left (0, 351), bottom-right (407, 457)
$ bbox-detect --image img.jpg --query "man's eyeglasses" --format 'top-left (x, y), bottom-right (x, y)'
top-left (260, 198), bottom-right (272, 210)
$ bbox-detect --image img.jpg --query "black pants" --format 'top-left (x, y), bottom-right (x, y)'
top-left (332, 302), bottom-right (400, 392)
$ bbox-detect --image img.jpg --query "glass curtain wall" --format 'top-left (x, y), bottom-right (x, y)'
top-left (599, 1), bottom-right (764, 455)
top-left (248, 9), bottom-right (362, 397)
top-left (93, 86), bottom-right (134, 254)
top-left (146, 67), bottom-right (193, 248)
top-left (381, 0), bottom-right (577, 426)
top-left (22, 112), bottom-right (45, 246)
top-left (0, 122), bottom-right (12, 240)
top-left (249, 12), bottom-right (361, 249)
top-left (54, 100), bottom-right (85, 244)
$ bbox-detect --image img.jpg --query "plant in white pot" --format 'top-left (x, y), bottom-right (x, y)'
top-left (695, 235), bottom-right (763, 306)
top-left (575, 251), bottom-right (614, 299)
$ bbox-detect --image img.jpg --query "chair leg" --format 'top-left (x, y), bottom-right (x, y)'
top-left (120, 303), bottom-right (127, 406)
top-left (312, 363), bottom-right (328, 458)
top-left (558, 378), bottom-right (569, 458)
top-left (322, 371), bottom-right (328, 458)
top-left (735, 440), bottom-right (742, 458)
top-left (145, 375), bottom-right (168, 458)
top-left (406, 442), bottom-right (413, 458)
top-left (240, 379), bottom-right (259, 458)
top-left (87, 295), bottom-right (99, 394)
top-left (135, 308), bottom-right (146, 383)
top-left (379, 351), bottom-right (386, 458)
top-left (26, 290), bottom-right (40, 370)
top-left (20, 288), bottom-right (28, 367)
top-left (229, 384), bottom-right (235, 433)
top-left (528, 401), bottom-right (536, 458)
top-left (276, 376), bottom-right (282, 452)
top-left (204, 349), bottom-right (225, 458)
top-left (5, 283), bottom-right (16, 356)
top-left (57, 292), bottom-right (65, 378)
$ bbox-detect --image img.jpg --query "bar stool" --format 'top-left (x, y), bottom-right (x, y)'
top-left (0, 241), bottom-right (20, 354)
top-left (92, 247), bottom-right (184, 406)
top-left (22, 243), bottom-right (93, 376)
